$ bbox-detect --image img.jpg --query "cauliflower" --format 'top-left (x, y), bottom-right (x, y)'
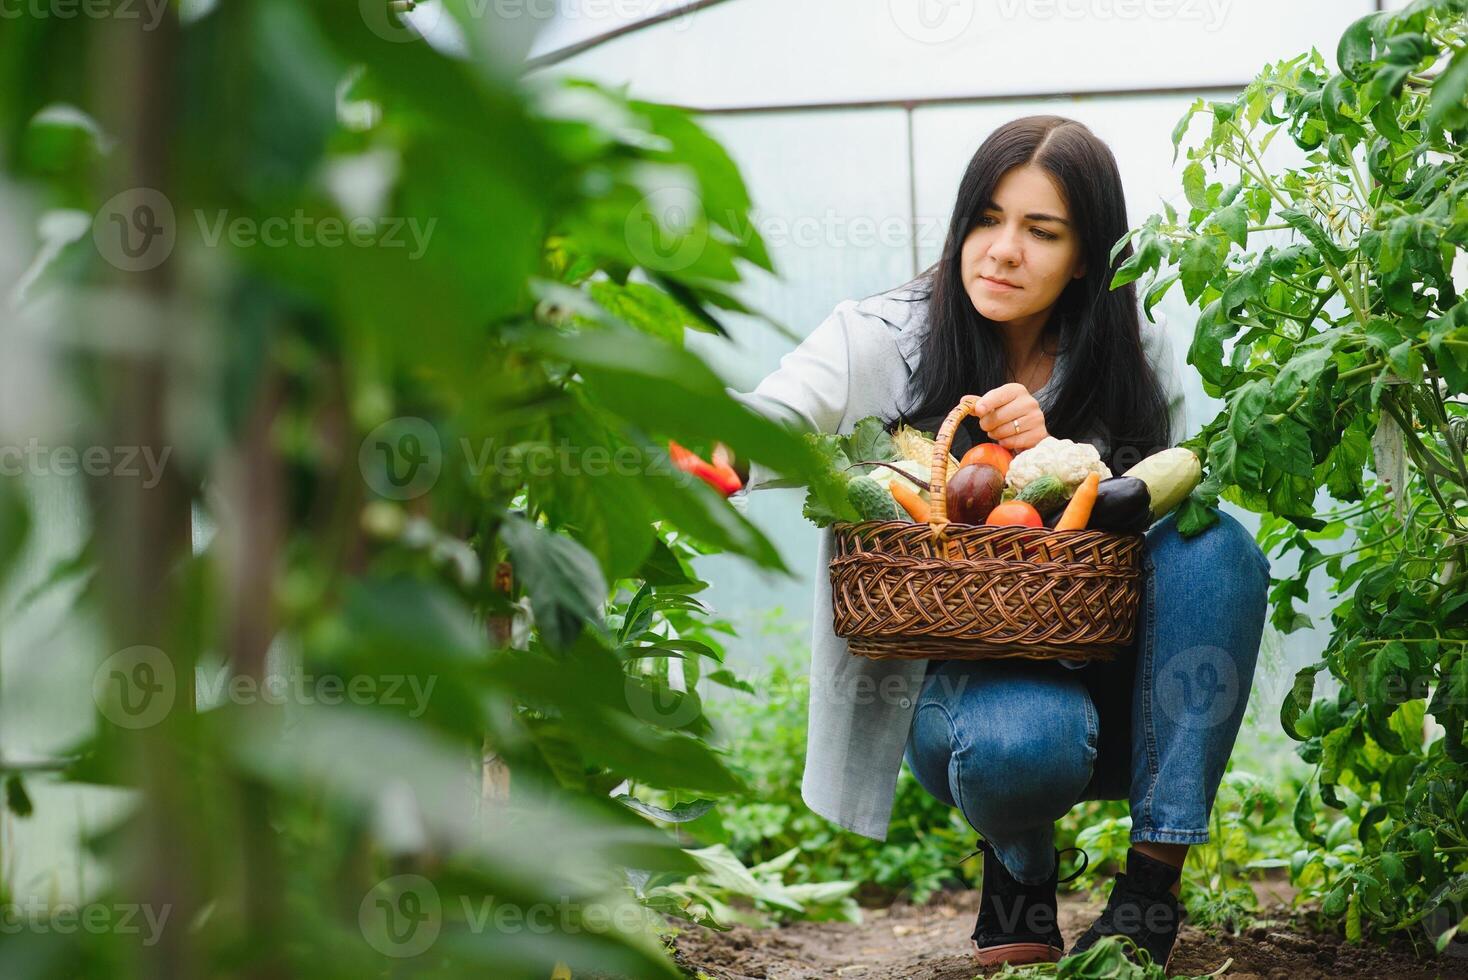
top-left (1005, 436), bottom-right (1111, 494)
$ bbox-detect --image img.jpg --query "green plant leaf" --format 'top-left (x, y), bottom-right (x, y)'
top-left (1171, 99), bottom-right (1205, 162)
top-left (1428, 45), bottom-right (1468, 132)
top-left (0, 480), bottom-right (32, 592)
top-left (1428, 301), bottom-right (1468, 394)
top-left (616, 795), bottom-right (716, 824)
top-left (1143, 271), bottom-right (1180, 322)
top-left (843, 416), bottom-right (898, 465)
top-left (1282, 663), bottom-right (1323, 740)
top-left (1111, 227), bottom-right (1162, 289)
top-left (1256, 419), bottom-right (1315, 477)
top-left (1294, 782), bottom-right (1328, 847)
top-left (636, 537), bottom-right (696, 585)
top-left (1275, 345), bottom-right (1335, 395)
top-left (1215, 201), bottom-right (1249, 248)
top-left (1180, 234), bottom-right (1225, 303)
top-left (3, 775), bottom-right (32, 818)
top-left (1183, 161), bottom-right (1208, 210)
top-left (1279, 207), bottom-right (1347, 267)
top-left (502, 514), bottom-right (610, 651)
top-left (1337, 13), bottom-right (1381, 81)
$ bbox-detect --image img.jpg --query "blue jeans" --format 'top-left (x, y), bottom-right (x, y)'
top-left (903, 509), bottom-right (1271, 885)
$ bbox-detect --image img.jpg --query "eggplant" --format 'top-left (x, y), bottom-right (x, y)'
top-left (1087, 477), bottom-right (1152, 533)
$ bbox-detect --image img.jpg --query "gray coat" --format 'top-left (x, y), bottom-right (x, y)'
top-left (728, 283), bottom-right (1188, 840)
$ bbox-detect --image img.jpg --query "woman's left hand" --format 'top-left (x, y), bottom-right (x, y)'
top-left (974, 383), bottom-right (1050, 452)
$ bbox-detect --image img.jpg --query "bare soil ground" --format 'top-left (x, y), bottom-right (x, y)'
top-left (671, 875), bottom-right (1468, 980)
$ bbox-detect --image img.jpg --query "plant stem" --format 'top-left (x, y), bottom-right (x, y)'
top-left (1295, 526), bottom-right (1405, 577)
top-left (1226, 137), bottom-right (1370, 327)
top-left (1345, 150), bottom-right (1373, 211)
top-left (1427, 369), bottom-right (1468, 490)
top-left (1256, 302), bottom-right (1317, 324)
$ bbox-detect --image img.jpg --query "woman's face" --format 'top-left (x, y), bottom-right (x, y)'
top-left (959, 164), bottom-right (1087, 329)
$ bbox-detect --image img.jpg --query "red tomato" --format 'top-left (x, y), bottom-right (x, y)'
top-left (984, 501), bottom-right (1044, 527)
top-left (960, 443), bottom-right (1013, 478)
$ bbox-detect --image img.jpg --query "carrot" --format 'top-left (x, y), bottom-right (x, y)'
top-left (889, 480), bottom-right (930, 522)
top-left (1055, 472), bottom-right (1100, 530)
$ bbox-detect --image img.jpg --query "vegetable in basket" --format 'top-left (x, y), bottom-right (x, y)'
top-left (1054, 472), bottom-right (1100, 530)
top-left (1004, 436), bottom-right (1110, 495)
top-left (1039, 450), bottom-right (1201, 532)
top-left (864, 458), bottom-right (930, 497)
top-left (893, 424), bottom-right (960, 474)
top-left (946, 463), bottom-right (1004, 525)
top-left (799, 416), bottom-right (915, 527)
top-left (1122, 447), bottom-right (1203, 521)
top-left (889, 480), bottom-right (929, 522)
top-left (846, 476), bottom-right (902, 522)
top-left (1013, 474), bottom-right (1069, 515)
top-left (959, 442), bottom-right (1013, 478)
top-left (1087, 477), bottom-right (1152, 533)
top-left (985, 501), bottom-right (1044, 527)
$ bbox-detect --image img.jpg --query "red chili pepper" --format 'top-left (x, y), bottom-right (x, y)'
top-left (669, 440), bottom-right (743, 497)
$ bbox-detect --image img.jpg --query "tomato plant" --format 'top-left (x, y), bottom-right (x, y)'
top-left (1116, 0), bottom-right (1468, 953)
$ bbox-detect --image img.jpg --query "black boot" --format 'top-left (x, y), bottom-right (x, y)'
top-left (969, 837), bottom-right (1089, 966)
top-left (1067, 847), bottom-right (1186, 969)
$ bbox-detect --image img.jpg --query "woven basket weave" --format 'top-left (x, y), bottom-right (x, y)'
top-left (829, 395), bottom-right (1143, 662)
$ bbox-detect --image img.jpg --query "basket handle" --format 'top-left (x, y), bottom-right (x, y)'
top-left (927, 395), bottom-right (984, 539)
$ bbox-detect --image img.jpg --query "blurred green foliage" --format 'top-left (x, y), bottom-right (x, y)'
top-left (0, 4), bottom-right (843, 978)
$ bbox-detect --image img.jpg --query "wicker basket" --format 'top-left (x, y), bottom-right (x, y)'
top-left (829, 395), bottom-right (1144, 662)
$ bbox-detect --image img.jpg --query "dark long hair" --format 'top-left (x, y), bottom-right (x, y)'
top-left (888, 115), bottom-right (1172, 474)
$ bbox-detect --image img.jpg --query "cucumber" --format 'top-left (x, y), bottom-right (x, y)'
top-left (1123, 448), bottom-right (1203, 519)
top-left (846, 476), bottom-right (902, 522)
top-left (1015, 474), bottom-right (1070, 515)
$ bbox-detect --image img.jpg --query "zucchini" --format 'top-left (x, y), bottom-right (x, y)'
top-left (1122, 448), bottom-right (1202, 520)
